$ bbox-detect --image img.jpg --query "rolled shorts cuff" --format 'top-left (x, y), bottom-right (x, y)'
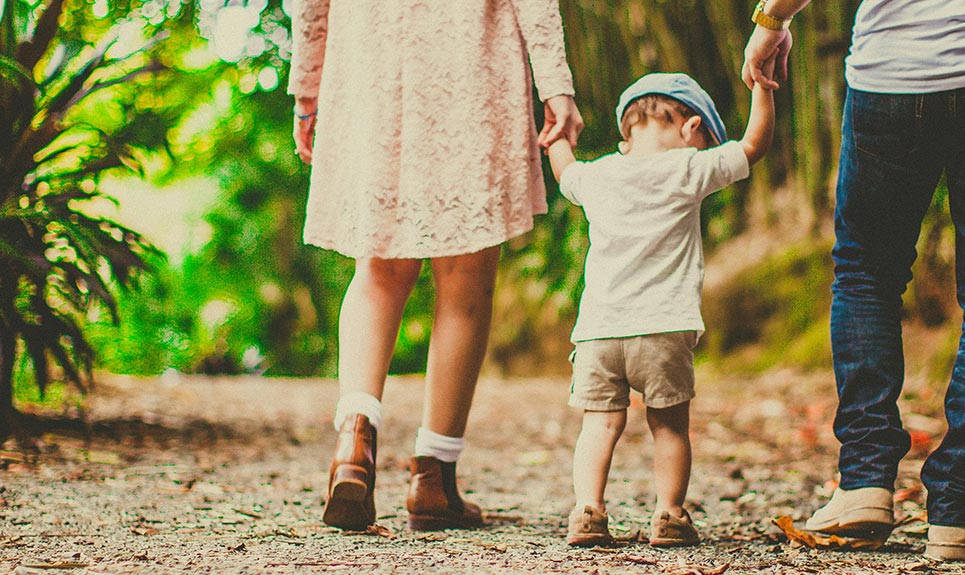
top-left (568, 395), bottom-right (630, 412)
top-left (645, 390), bottom-right (695, 409)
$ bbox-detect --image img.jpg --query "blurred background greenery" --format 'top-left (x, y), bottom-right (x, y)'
top-left (1, 0), bottom-right (959, 416)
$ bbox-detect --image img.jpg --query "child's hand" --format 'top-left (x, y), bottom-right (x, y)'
top-left (539, 95), bottom-right (584, 149)
top-left (759, 50), bottom-right (778, 90)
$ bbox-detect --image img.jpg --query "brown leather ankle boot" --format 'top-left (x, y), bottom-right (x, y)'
top-left (406, 456), bottom-right (483, 531)
top-left (322, 414), bottom-right (376, 530)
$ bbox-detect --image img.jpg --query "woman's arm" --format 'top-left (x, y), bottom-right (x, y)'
top-left (508, 1), bottom-right (583, 147)
top-left (288, 0), bottom-right (330, 163)
top-left (287, 0), bottom-right (331, 101)
top-left (507, 0), bottom-right (575, 102)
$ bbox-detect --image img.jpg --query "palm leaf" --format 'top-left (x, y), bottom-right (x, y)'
top-left (15, 0), bottom-right (67, 71)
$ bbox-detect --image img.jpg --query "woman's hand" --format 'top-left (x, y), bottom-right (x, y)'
top-left (293, 97), bottom-right (318, 164)
top-left (742, 27), bottom-right (792, 90)
top-left (538, 94), bottom-right (583, 149)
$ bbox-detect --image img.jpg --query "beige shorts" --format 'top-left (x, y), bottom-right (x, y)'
top-left (569, 332), bottom-right (697, 411)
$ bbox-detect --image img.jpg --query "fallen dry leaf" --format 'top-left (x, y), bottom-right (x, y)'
top-left (363, 523), bottom-right (396, 539)
top-left (0, 450), bottom-right (25, 462)
top-left (416, 532), bottom-right (447, 541)
top-left (893, 485), bottom-right (923, 504)
top-left (616, 554), bottom-right (657, 565)
top-left (772, 516), bottom-right (886, 550)
top-left (667, 556), bottom-right (730, 575)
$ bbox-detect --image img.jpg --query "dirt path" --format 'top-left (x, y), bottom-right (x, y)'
top-left (0, 370), bottom-right (958, 574)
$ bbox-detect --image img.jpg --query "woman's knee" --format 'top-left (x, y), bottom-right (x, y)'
top-left (354, 258), bottom-right (422, 294)
top-left (431, 247), bottom-right (500, 297)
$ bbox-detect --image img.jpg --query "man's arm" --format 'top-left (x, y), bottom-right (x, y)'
top-left (742, 0), bottom-right (813, 89)
top-left (741, 80), bottom-right (775, 166)
top-left (547, 138), bottom-right (577, 183)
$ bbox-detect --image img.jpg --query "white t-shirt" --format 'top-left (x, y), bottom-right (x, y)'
top-left (846, 0), bottom-right (965, 93)
top-left (559, 140), bottom-right (749, 343)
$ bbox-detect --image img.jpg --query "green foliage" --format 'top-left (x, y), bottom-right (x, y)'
top-left (701, 242), bottom-right (834, 372)
top-left (45, 0), bottom-right (952, 385)
top-left (0, 0), bottom-right (191, 435)
top-left (86, 64), bottom-right (437, 377)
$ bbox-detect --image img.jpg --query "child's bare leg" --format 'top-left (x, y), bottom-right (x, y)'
top-left (573, 409), bottom-right (627, 510)
top-left (646, 401), bottom-right (691, 516)
top-left (338, 257), bottom-right (422, 400)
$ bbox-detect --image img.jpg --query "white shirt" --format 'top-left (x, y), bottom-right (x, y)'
top-left (846, 0), bottom-right (965, 93)
top-left (559, 141), bottom-right (749, 342)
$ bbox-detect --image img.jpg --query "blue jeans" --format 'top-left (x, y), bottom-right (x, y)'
top-left (831, 86), bottom-right (965, 527)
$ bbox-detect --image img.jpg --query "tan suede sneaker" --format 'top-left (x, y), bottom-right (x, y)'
top-left (804, 487), bottom-right (894, 538)
top-left (649, 509), bottom-right (699, 547)
top-left (925, 525), bottom-right (965, 561)
top-left (566, 505), bottom-right (612, 547)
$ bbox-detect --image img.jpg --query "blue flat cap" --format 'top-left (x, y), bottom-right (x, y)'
top-left (615, 72), bottom-right (727, 146)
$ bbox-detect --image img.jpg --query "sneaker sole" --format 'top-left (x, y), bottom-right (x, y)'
top-left (806, 508), bottom-right (894, 538)
top-left (924, 542), bottom-right (965, 561)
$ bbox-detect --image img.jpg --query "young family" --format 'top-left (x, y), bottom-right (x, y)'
top-left (288, 0), bottom-right (965, 562)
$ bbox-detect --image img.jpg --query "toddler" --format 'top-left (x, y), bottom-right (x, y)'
top-left (547, 71), bottom-right (774, 547)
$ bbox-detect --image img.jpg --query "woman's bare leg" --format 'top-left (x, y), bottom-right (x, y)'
top-left (337, 257), bottom-right (423, 400)
top-left (421, 246), bottom-right (500, 437)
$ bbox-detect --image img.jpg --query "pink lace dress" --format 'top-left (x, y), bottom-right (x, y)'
top-left (288, 1), bottom-right (575, 258)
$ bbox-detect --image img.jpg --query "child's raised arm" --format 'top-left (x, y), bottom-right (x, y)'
top-left (740, 58), bottom-right (776, 165)
top-left (547, 138), bottom-right (576, 183)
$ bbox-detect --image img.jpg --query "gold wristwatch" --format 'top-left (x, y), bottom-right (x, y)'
top-left (751, 0), bottom-right (792, 31)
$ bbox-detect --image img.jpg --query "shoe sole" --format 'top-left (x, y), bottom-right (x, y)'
top-left (407, 514), bottom-right (484, 531)
top-left (924, 543), bottom-right (965, 561)
top-left (650, 537), bottom-right (699, 547)
top-left (322, 464), bottom-right (371, 530)
top-left (566, 534), bottom-right (612, 547)
top-left (807, 508), bottom-right (894, 539)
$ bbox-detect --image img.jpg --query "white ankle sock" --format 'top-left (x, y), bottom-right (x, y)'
top-left (333, 391), bottom-right (383, 432)
top-left (414, 427), bottom-right (465, 462)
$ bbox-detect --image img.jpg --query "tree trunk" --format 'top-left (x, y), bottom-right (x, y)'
top-left (0, 330), bottom-right (16, 443)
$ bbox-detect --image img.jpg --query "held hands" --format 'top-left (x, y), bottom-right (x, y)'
top-left (538, 94), bottom-right (584, 149)
top-left (742, 26), bottom-right (792, 90)
top-left (293, 97), bottom-right (318, 164)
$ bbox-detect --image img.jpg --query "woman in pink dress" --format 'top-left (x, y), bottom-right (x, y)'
top-left (288, 0), bottom-right (582, 531)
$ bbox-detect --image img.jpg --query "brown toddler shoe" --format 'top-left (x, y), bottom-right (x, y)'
top-left (649, 509), bottom-right (699, 547)
top-left (566, 505), bottom-right (612, 547)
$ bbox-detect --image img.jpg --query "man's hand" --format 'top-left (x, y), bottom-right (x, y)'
top-left (742, 27), bottom-right (793, 90)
